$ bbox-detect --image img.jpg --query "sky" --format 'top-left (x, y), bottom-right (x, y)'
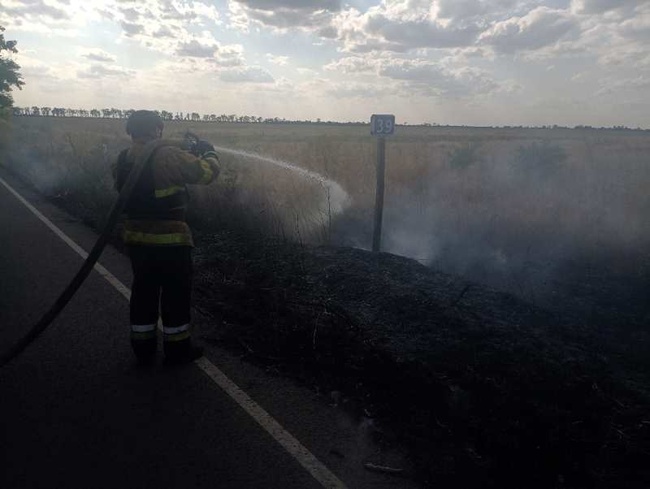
top-left (1, 0), bottom-right (649, 127)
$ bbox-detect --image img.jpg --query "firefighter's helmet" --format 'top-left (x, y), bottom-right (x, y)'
top-left (126, 110), bottom-right (164, 139)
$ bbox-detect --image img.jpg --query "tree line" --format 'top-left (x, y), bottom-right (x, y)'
top-left (11, 106), bottom-right (648, 130)
top-left (13, 106), bottom-right (267, 123)
top-left (10, 106), bottom-right (362, 125)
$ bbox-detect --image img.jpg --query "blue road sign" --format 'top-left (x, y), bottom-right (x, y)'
top-left (370, 114), bottom-right (395, 136)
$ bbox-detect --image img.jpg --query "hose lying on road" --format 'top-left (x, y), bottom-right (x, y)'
top-left (0, 139), bottom-right (174, 368)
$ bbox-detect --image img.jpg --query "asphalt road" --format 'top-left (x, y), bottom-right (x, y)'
top-left (0, 168), bottom-right (417, 489)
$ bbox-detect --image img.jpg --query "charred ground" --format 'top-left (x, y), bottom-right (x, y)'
top-left (191, 230), bottom-right (649, 489)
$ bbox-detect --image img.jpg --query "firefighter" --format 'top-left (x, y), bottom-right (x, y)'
top-left (113, 110), bottom-right (219, 365)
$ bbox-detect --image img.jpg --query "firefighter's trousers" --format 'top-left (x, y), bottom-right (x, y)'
top-left (128, 245), bottom-right (193, 359)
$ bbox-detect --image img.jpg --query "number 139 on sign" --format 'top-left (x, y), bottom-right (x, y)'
top-left (370, 114), bottom-right (395, 136)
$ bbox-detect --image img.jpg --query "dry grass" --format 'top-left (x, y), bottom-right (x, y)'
top-left (2, 117), bottom-right (650, 269)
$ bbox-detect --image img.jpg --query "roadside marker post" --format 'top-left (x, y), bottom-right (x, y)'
top-left (370, 114), bottom-right (395, 252)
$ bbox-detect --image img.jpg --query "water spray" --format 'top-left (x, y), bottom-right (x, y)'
top-left (184, 131), bottom-right (351, 215)
top-left (213, 145), bottom-right (350, 212)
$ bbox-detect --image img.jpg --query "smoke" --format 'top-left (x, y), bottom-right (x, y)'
top-left (333, 135), bottom-right (650, 319)
top-left (4, 116), bottom-right (647, 324)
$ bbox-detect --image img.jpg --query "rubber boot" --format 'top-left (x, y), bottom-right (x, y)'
top-left (163, 338), bottom-right (203, 366)
top-left (132, 338), bottom-right (157, 366)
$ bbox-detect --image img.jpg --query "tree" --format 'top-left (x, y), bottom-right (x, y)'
top-left (0, 26), bottom-right (24, 109)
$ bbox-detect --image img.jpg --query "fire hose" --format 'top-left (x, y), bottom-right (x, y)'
top-left (0, 138), bottom-right (186, 368)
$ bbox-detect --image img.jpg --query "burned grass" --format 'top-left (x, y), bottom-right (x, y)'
top-left (192, 231), bottom-right (649, 489)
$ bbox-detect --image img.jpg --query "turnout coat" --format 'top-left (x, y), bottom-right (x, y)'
top-left (113, 141), bottom-right (220, 247)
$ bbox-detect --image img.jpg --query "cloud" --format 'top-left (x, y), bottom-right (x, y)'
top-left (478, 7), bottom-right (579, 53)
top-left (379, 60), bottom-right (450, 84)
top-left (596, 75), bottom-right (650, 95)
top-left (230, 0), bottom-right (342, 29)
top-left (14, 55), bottom-right (61, 84)
top-left (367, 15), bottom-right (482, 49)
top-left (617, 4), bottom-right (650, 42)
top-left (91, 0), bottom-right (222, 49)
top-left (82, 50), bottom-right (116, 63)
top-left (324, 81), bottom-right (396, 98)
top-left (236, 0), bottom-right (340, 9)
top-left (220, 66), bottom-right (275, 83)
top-left (120, 20), bottom-right (145, 37)
top-left (267, 54), bottom-right (290, 66)
top-left (374, 58), bottom-right (503, 98)
top-left (322, 41), bottom-right (505, 99)
top-left (169, 43), bottom-right (244, 68)
top-left (327, 2), bottom-right (609, 56)
top-left (571, 0), bottom-right (638, 14)
top-left (437, 0), bottom-right (489, 20)
top-left (156, 1), bottom-right (192, 20)
top-left (316, 25), bottom-right (337, 38)
top-left (176, 40), bottom-right (218, 58)
top-left (324, 56), bottom-right (377, 73)
top-left (153, 25), bottom-right (176, 38)
top-left (2, 0), bottom-right (70, 21)
top-left (330, 2), bottom-right (488, 53)
top-left (79, 1), bottom-right (236, 73)
top-left (378, 60), bottom-right (457, 95)
top-left (118, 7), bottom-right (140, 20)
top-left (77, 63), bottom-right (133, 79)
top-left (213, 45), bottom-right (245, 67)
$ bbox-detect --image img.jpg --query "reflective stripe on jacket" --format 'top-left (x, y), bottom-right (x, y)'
top-left (123, 219), bottom-right (194, 246)
top-left (113, 142), bottom-right (219, 247)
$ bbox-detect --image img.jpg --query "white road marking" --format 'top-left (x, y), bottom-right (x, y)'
top-left (1, 174), bottom-right (347, 489)
top-left (195, 357), bottom-right (348, 489)
top-left (0, 176), bottom-right (131, 301)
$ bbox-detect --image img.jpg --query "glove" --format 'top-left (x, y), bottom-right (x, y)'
top-left (193, 139), bottom-right (215, 156)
